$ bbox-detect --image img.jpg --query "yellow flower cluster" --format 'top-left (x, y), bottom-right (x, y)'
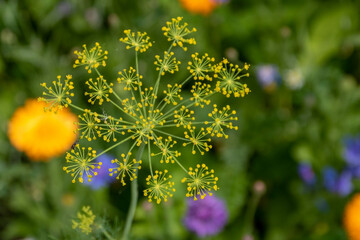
top-left (144, 170), bottom-right (175, 204)
top-left (214, 59), bottom-right (251, 98)
top-left (39, 17), bottom-right (250, 204)
top-left (154, 51), bottom-right (181, 75)
top-left (206, 104), bottom-right (238, 139)
top-left (72, 206), bottom-right (96, 235)
top-left (164, 84), bottom-right (183, 105)
top-left (73, 42), bottom-right (108, 73)
top-left (151, 136), bottom-right (181, 164)
top-left (181, 164), bottom-right (218, 200)
top-left (109, 153), bottom-right (142, 186)
top-left (183, 127), bottom-right (212, 155)
top-left (39, 75), bottom-right (74, 112)
top-left (63, 145), bottom-right (101, 183)
top-left (119, 30), bottom-right (152, 53)
top-left (117, 67), bottom-right (141, 91)
top-left (76, 110), bottom-right (101, 141)
top-left (174, 106), bottom-right (195, 129)
top-left (162, 17), bottom-right (197, 51)
top-left (85, 76), bottom-right (113, 105)
top-left (188, 53), bottom-right (215, 81)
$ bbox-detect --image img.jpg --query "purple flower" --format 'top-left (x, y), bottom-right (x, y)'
top-left (56, 1), bottom-right (73, 17)
top-left (322, 167), bottom-right (353, 196)
top-left (183, 195), bottom-right (228, 237)
top-left (343, 136), bottom-right (360, 166)
top-left (348, 166), bottom-right (360, 178)
top-left (336, 171), bottom-right (353, 196)
top-left (213, 0), bottom-right (230, 3)
top-left (256, 65), bottom-right (281, 89)
top-left (298, 163), bottom-right (316, 185)
top-left (323, 166), bottom-right (337, 193)
top-left (83, 153), bottom-right (116, 190)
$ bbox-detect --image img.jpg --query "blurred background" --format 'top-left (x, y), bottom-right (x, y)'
top-left (1, 0), bottom-right (360, 239)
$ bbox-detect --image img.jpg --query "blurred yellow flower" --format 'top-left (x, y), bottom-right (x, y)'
top-left (179, 0), bottom-right (217, 15)
top-left (344, 194), bottom-right (360, 240)
top-left (8, 99), bottom-right (78, 161)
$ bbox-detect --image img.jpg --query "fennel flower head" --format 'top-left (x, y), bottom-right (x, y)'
top-left (8, 99), bottom-right (78, 161)
top-left (39, 17), bottom-right (250, 203)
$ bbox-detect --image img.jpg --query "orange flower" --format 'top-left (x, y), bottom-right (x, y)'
top-left (8, 99), bottom-right (78, 161)
top-left (344, 194), bottom-right (360, 240)
top-left (179, 0), bottom-right (218, 15)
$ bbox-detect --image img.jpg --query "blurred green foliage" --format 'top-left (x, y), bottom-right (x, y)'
top-left (1, 0), bottom-right (360, 239)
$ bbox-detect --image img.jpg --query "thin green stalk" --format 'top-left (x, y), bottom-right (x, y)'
top-left (147, 141), bottom-right (154, 178)
top-left (95, 68), bottom-right (124, 104)
top-left (241, 191), bottom-right (262, 237)
top-left (151, 132), bottom-right (188, 175)
top-left (150, 42), bottom-right (175, 116)
top-left (179, 75), bottom-right (193, 87)
top-left (158, 99), bottom-right (192, 122)
top-left (122, 143), bottom-right (146, 240)
top-left (135, 51), bottom-right (147, 118)
top-left (155, 74), bottom-right (192, 112)
top-left (153, 128), bottom-right (190, 142)
top-left (91, 134), bottom-right (136, 161)
top-left (157, 121), bottom-right (212, 128)
top-left (160, 90), bottom-right (217, 121)
top-left (108, 99), bottom-right (140, 122)
top-left (99, 225), bottom-right (115, 240)
top-left (68, 103), bottom-right (132, 125)
top-left (68, 103), bottom-right (85, 112)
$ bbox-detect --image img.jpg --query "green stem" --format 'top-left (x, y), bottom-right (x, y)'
top-left (150, 42), bottom-right (175, 116)
top-left (122, 143), bottom-right (146, 240)
top-left (153, 128), bottom-right (190, 142)
top-left (147, 141), bottom-right (154, 178)
top-left (68, 102), bottom-right (131, 125)
top-left (157, 121), bottom-right (212, 128)
top-left (91, 134), bottom-right (136, 161)
top-left (242, 191), bottom-right (262, 237)
top-left (151, 132), bottom-right (188, 175)
top-left (155, 75), bottom-right (192, 112)
top-left (158, 99), bottom-right (192, 122)
top-left (135, 51), bottom-right (147, 118)
top-left (68, 103), bottom-right (84, 112)
top-left (108, 99), bottom-right (140, 123)
top-left (94, 68), bottom-right (124, 104)
top-left (99, 225), bottom-right (115, 240)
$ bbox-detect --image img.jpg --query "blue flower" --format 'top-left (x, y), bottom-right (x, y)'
top-left (183, 195), bottom-right (228, 237)
top-left (343, 136), bottom-right (360, 166)
top-left (323, 166), bottom-right (338, 193)
top-left (256, 65), bottom-right (281, 89)
top-left (83, 153), bottom-right (117, 190)
top-left (298, 163), bottom-right (316, 185)
top-left (348, 166), bottom-right (360, 178)
top-left (336, 171), bottom-right (353, 196)
top-left (322, 166), bottom-right (353, 196)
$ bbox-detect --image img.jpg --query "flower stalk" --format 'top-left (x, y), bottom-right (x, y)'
top-left (122, 143), bottom-right (145, 240)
